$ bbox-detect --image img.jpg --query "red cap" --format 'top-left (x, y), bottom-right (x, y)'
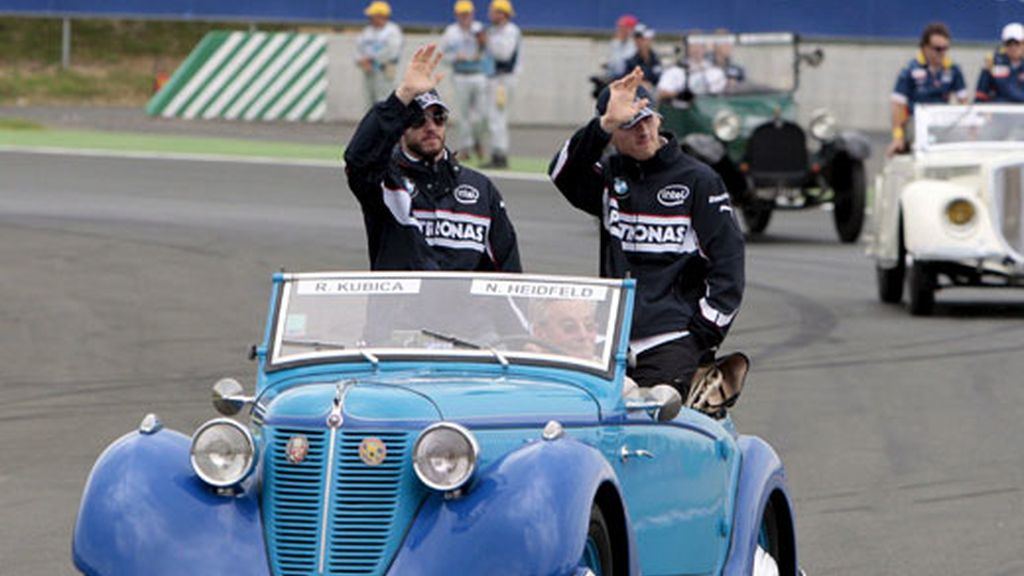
top-left (617, 14), bottom-right (638, 28)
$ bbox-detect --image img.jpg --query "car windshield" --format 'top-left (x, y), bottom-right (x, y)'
top-left (917, 104), bottom-right (1024, 151)
top-left (683, 32), bottom-right (797, 95)
top-left (269, 272), bottom-right (626, 374)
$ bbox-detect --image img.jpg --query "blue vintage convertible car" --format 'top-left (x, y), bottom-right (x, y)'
top-left (73, 271), bottom-right (800, 576)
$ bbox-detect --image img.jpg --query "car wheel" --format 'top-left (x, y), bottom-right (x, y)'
top-left (742, 201), bottom-right (774, 235)
top-left (833, 158), bottom-right (866, 243)
top-left (579, 504), bottom-right (614, 576)
top-left (906, 261), bottom-right (935, 316)
top-left (876, 263), bottom-right (904, 303)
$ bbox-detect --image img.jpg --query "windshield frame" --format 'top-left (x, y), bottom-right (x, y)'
top-left (915, 104), bottom-right (1024, 154)
top-left (264, 271), bottom-right (631, 379)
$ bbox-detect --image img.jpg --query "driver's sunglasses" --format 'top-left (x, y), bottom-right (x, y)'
top-left (410, 110), bottom-right (449, 129)
top-left (1007, 40), bottom-right (1022, 47)
top-left (929, 43), bottom-right (950, 53)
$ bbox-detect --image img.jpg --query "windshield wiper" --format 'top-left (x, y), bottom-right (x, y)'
top-left (419, 329), bottom-right (509, 368)
top-left (281, 338), bottom-right (347, 351)
top-left (419, 329), bottom-right (482, 349)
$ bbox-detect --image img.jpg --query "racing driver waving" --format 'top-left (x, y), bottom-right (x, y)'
top-left (345, 44), bottom-right (522, 272)
top-left (548, 67), bottom-right (745, 394)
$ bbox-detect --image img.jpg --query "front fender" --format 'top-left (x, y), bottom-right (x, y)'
top-left (72, 426), bottom-right (270, 576)
top-left (722, 436), bottom-right (798, 576)
top-left (388, 437), bottom-right (638, 576)
top-left (900, 181), bottom-right (1003, 261)
top-left (832, 130), bottom-right (872, 161)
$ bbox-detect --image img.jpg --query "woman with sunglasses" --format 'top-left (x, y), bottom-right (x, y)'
top-left (344, 44), bottom-right (522, 273)
top-left (888, 22), bottom-right (968, 156)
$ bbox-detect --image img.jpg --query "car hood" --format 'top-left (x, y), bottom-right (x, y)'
top-left (260, 372), bottom-right (601, 426)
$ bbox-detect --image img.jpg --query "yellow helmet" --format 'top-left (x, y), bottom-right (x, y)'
top-left (364, 1), bottom-right (392, 17)
top-left (490, 0), bottom-right (514, 16)
top-left (454, 0), bottom-right (474, 14)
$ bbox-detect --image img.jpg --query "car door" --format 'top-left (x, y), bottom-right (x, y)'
top-left (602, 417), bottom-right (739, 576)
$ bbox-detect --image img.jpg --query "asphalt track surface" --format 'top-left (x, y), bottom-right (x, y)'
top-left (2, 150), bottom-right (1024, 575)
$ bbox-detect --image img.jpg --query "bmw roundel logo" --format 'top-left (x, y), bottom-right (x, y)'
top-left (613, 178), bottom-right (629, 196)
top-left (454, 185), bottom-right (480, 205)
top-left (657, 184), bottom-right (690, 207)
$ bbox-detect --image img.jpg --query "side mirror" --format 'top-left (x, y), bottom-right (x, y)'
top-left (624, 383), bottom-right (682, 422)
top-left (212, 378), bottom-right (254, 416)
top-left (648, 384), bottom-right (683, 422)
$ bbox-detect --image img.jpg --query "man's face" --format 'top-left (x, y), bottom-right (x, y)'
top-left (610, 113), bottom-right (661, 161)
top-left (402, 105), bottom-right (448, 159)
top-left (534, 301), bottom-right (598, 359)
top-left (1007, 39), bottom-right (1023, 61)
top-left (456, 11), bottom-right (473, 26)
top-left (635, 35), bottom-right (651, 52)
top-left (489, 9), bottom-right (508, 25)
top-left (369, 14), bottom-right (388, 28)
top-left (923, 33), bottom-right (950, 68)
top-left (615, 24), bottom-right (633, 40)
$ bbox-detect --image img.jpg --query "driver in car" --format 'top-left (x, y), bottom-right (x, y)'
top-left (525, 299), bottom-right (599, 360)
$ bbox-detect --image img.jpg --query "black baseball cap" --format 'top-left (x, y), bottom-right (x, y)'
top-left (595, 84), bottom-right (656, 129)
top-left (413, 89), bottom-right (450, 113)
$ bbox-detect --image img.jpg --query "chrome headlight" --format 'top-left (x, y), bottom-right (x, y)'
top-left (412, 422), bottom-right (478, 492)
top-left (713, 109), bottom-right (741, 142)
top-left (809, 108), bottom-right (837, 141)
top-left (190, 418), bottom-right (256, 488)
top-left (945, 198), bottom-right (976, 226)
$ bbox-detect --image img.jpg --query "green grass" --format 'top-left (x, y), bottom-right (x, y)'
top-left (0, 127), bottom-right (344, 161)
top-left (0, 124), bottom-right (549, 173)
top-left (0, 17), bottom-right (298, 104)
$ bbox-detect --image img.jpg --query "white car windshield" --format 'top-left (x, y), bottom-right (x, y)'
top-left (917, 104), bottom-right (1024, 151)
top-left (269, 272), bottom-right (626, 373)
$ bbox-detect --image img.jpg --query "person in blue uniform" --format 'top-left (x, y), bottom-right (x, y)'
top-left (976, 22), bottom-right (1024, 103)
top-left (888, 22), bottom-right (968, 156)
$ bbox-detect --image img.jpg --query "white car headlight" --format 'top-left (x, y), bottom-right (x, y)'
top-left (713, 109), bottom-right (741, 142)
top-left (809, 108), bottom-right (838, 141)
top-left (413, 422), bottom-right (479, 492)
top-left (190, 418), bottom-right (256, 488)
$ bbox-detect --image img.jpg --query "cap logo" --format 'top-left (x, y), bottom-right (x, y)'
top-left (657, 184), bottom-right (690, 207)
top-left (454, 184), bottom-right (480, 204)
top-left (359, 437), bottom-right (387, 466)
top-left (286, 435), bottom-right (310, 464)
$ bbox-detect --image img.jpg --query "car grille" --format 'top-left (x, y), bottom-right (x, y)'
top-left (264, 427), bottom-right (420, 576)
top-left (995, 164), bottom-right (1024, 257)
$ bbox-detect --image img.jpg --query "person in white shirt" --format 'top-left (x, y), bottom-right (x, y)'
top-left (441, 1), bottom-right (489, 161)
top-left (356, 1), bottom-right (404, 110)
top-left (482, 0), bottom-right (521, 169)
top-left (657, 40), bottom-right (727, 103)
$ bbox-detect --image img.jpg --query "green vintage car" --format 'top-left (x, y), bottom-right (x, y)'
top-left (661, 32), bottom-right (871, 243)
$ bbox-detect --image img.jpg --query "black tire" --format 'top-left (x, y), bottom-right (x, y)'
top-left (833, 159), bottom-right (866, 243)
top-left (759, 499), bottom-right (782, 569)
top-left (906, 261), bottom-right (935, 316)
top-left (877, 264), bottom-right (904, 303)
top-left (580, 504), bottom-right (614, 576)
top-left (742, 201), bottom-right (774, 235)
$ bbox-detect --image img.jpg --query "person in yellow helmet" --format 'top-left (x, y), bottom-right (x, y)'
top-left (357, 1), bottom-right (404, 110)
top-left (442, 1), bottom-right (489, 162)
top-left (482, 0), bottom-right (520, 168)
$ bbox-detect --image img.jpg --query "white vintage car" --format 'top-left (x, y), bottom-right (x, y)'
top-left (868, 104), bottom-right (1024, 315)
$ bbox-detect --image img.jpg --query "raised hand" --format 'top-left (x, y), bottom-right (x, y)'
top-left (600, 67), bottom-right (649, 132)
top-left (396, 44), bottom-right (446, 105)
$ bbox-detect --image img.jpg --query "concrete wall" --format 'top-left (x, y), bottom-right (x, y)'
top-left (326, 32), bottom-right (996, 133)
